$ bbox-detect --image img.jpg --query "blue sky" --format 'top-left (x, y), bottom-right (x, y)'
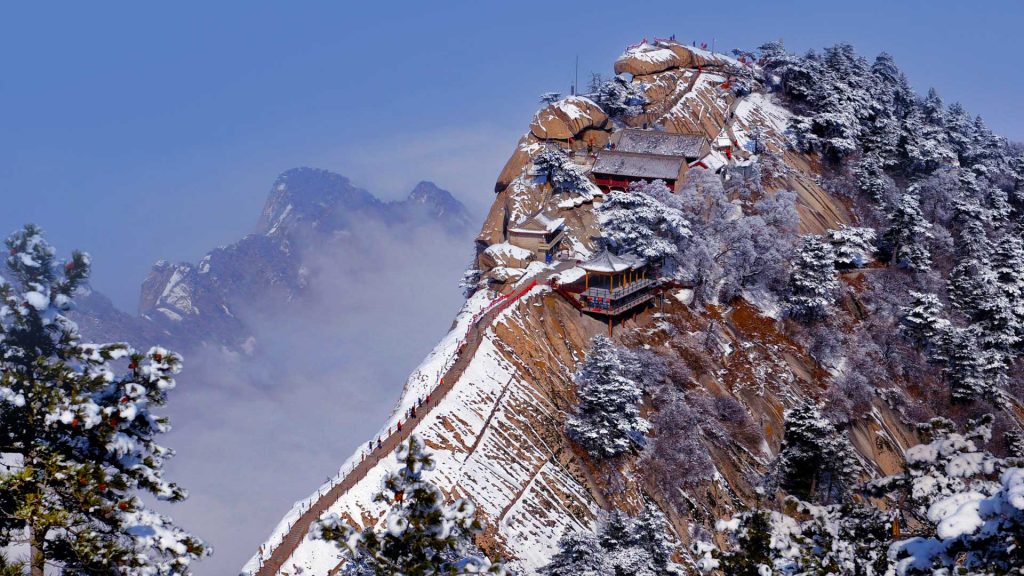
top-left (2, 0), bottom-right (1022, 308)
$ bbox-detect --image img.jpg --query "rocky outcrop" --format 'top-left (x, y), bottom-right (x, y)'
top-left (614, 44), bottom-right (686, 76)
top-left (614, 42), bottom-right (723, 77)
top-left (529, 97), bottom-right (609, 140)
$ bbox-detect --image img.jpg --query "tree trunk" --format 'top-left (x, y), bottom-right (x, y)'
top-left (29, 520), bottom-right (45, 576)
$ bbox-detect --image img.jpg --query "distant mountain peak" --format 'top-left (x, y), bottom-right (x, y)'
top-left (76, 167), bottom-right (474, 350)
top-left (407, 180), bottom-right (450, 202)
top-left (256, 167), bottom-right (380, 236)
top-left (398, 180), bottom-right (475, 233)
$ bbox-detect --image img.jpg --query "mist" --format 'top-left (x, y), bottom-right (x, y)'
top-left (152, 220), bottom-right (474, 575)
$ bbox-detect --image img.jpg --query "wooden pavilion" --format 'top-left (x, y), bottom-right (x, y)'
top-left (576, 250), bottom-right (656, 334)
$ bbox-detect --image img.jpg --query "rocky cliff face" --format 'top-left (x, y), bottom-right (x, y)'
top-left (251, 40), bottom-right (1020, 575)
top-left (74, 168), bottom-right (473, 350)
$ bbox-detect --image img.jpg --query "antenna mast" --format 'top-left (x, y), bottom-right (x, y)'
top-left (574, 55), bottom-right (579, 96)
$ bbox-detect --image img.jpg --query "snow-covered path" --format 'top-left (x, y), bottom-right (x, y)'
top-left (250, 262), bottom-right (574, 576)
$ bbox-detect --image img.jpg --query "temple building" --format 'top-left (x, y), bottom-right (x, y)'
top-left (507, 212), bottom-right (566, 262)
top-left (591, 129), bottom-right (710, 192)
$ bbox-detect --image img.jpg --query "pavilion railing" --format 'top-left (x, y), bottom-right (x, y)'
top-left (582, 277), bottom-right (654, 301)
top-left (580, 291), bottom-right (654, 316)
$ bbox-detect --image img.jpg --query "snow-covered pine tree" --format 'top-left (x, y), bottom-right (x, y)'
top-left (593, 74), bottom-right (647, 118)
top-left (704, 509), bottom-right (803, 576)
top-left (861, 53), bottom-right (903, 162)
top-left (793, 500), bottom-right (894, 576)
top-left (866, 415), bottom-right (1024, 574)
top-left (786, 235), bottom-right (838, 321)
top-left (313, 436), bottom-right (505, 576)
top-left (628, 504), bottom-right (675, 574)
top-left (566, 336), bottom-right (647, 459)
top-left (936, 325), bottom-right (996, 403)
top-left (701, 500), bottom-right (894, 575)
top-left (947, 218), bottom-right (998, 321)
top-left (789, 44), bottom-right (875, 162)
top-left (0, 225), bottom-right (206, 576)
top-left (945, 102), bottom-right (978, 165)
top-left (852, 154), bottom-right (893, 204)
top-left (533, 148), bottom-right (595, 198)
top-left (988, 229), bottom-right (1024, 355)
top-left (827, 225), bottom-right (876, 269)
top-left (774, 403), bottom-right (861, 503)
top-left (904, 88), bottom-right (957, 173)
top-left (899, 291), bottom-right (950, 347)
top-left (539, 531), bottom-right (605, 576)
top-left (543, 505), bottom-right (678, 576)
top-left (596, 180), bottom-right (691, 263)
top-left (758, 40), bottom-right (820, 102)
top-left (880, 191), bottom-right (932, 270)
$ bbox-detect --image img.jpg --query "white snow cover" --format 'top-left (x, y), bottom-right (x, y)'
top-left (553, 96), bottom-right (601, 121)
top-left (694, 150), bottom-right (728, 171)
top-left (266, 204), bottom-right (293, 236)
top-left (244, 286), bottom-right (596, 575)
top-left (619, 45), bottom-right (678, 65)
top-left (551, 266), bottom-right (586, 285)
top-left (484, 242), bottom-right (533, 261)
top-left (156, 265), bottom-right (198, 316)
top-left (732, 92), bottom-right (792, 151)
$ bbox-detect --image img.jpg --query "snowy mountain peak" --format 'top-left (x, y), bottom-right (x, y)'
top-left (398, 180), bottom-right (476, 233)
top-left (407, 180), bottom-right (451, 204)
top-left (256, 167), bottom-right (381, 236)
top-left (75, 168), bottom-right (473, 350)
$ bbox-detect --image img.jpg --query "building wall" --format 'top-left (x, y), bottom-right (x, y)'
top-left (508, 233), bottom-right (543, 257)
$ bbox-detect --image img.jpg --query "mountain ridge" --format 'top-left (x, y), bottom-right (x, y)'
top-left (247, 37), bottom-right (1024, 576)
top-left (73, 168), bottom-right (474, 349)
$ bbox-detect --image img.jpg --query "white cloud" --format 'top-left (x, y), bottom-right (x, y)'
top-left (319, 123), bottom-right (521, 214)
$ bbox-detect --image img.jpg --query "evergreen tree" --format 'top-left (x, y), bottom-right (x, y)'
top-left (899, 291), bottom-right (950, 347)
top-left (852, 154), bottom-right (893, 204)
top-left (905, 88), bottom-right (957, 172)
top-left (989, 229), bottom-right (1024, 354)
top-left (796, 501), bottom-right (893, 576)
top-left (712, 510), bottom-right (788, 576)
top-left (543, 505), bottom-right (678, 576)
top-left (597, 181), bottom-right (691, 263)
top-left (945, 102), bottom-right (978, 164)
top-left (534, 148), bottom-right (595, 197)
top-left (0, 225), bottom-right (206, 576)
top-left (701, 501), bottom-right (893, 576)
top-left (880, 192), bottom-right (932, 270)
top-left (862, 52), bottom-right (903, 163)
top-left (786, 235), bottom-right (838, 321)
top-left (945, 222), bottom-right (1022, 382)
top-left (758, 40), bottom-right (820, 102)
top-left (314, 436), bottom-right (504, 576)
top-left (827, 225), bottom-right (876, 269)
top-left (566, 336), bottom-right (648, 460)
top-left (937, 326), bottom-right (996, 403)
top-left (628, 504), bottom-right (674, 573)
top-left (775, 403), bottom-right (861, 503)
top-left (539, 531), bottom-right (604, 576)
top-left (866, 415), bottom-right (1024, 574)
top-left (947, 219), bottom-right (997, 321)
top-left (593, 75), bottom-right (647, 118)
